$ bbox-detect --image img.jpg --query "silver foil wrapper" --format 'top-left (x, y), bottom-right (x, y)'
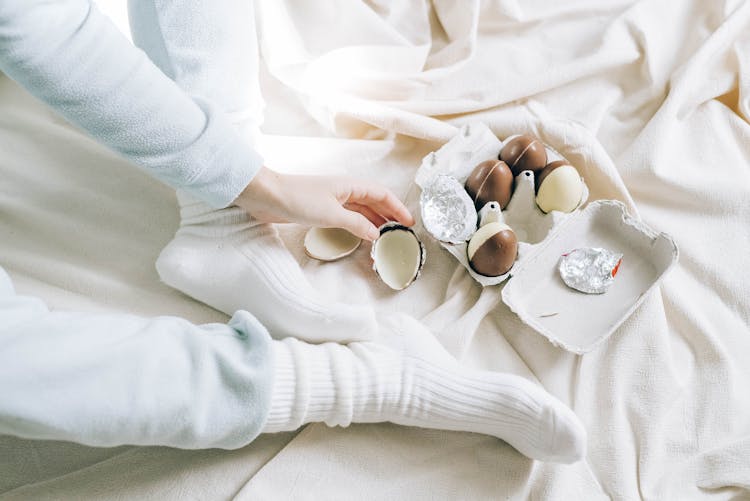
top-left (559, 247), bottom-right (623, 294)
top-left (419, 175), bottom-right (477, 244)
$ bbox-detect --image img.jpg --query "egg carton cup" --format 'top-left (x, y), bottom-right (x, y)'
top-left (416, 122), bottom-right (678, 353)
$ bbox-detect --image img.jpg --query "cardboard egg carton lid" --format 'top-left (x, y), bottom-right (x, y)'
top-left (501, 199), bottom-right (678, 353)
top-left (416, 122), bottom-right (679, 353)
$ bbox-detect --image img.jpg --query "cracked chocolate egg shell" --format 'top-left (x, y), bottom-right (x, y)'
top-left (467, 222), bottom-right (518, 277)
top-left (465, 160), bottom-right (514, 210)
top-left (535, 160), bottom-right (584, 213)
top-left (499, 135), bottom-right (548, 177)
top-left (304, 227), bottom-right (361, 261)
top-left (371, 223), bottom-right (425, 290)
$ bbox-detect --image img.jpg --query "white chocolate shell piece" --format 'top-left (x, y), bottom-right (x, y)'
top-left (304, 227), bottom-right (361, 261)
top-left (535, 165), bottom-right (584, 213)
top-left (371, 223), bottom-right (426, 290)
top-left (419, 175), bottom-right (477, 244)
top-left (467, 222), bottom-right (512, 260)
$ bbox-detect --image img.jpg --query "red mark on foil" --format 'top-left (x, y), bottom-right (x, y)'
top-left (611, 258), bottom-right (622, 277)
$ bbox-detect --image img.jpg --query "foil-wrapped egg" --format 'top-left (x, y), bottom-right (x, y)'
top-left (420, 175), bottom-right (477, 244)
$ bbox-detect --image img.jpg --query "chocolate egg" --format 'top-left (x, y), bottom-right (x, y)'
top-left (467, 222), bottom-right (518, 277)
top-left (499, 135), bottom-right (548, 177)
top-left (465, 160), bottom-right (514, 210)
top-left (535, 161), bottom-right (584, 213)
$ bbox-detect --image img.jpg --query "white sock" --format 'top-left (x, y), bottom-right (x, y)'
top-left (263, 314), bottom-right (587, 464)
top-left (156, 191), bottom-right (378, 343)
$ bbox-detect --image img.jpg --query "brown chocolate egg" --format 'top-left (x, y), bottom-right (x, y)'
top-left (467, 222), bottom-right (518, 277)
top-left (464, 160), bottom-right (514, 210)
top-left (535, 161), bottom-right (584, 213)
top-left (499, 135), bottom-right (548, 177)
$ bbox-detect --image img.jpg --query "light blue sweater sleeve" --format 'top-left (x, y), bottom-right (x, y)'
top-left (0, 266), bottom-right (274, 448)
top-left (0, 0), bottom-right (262, 208)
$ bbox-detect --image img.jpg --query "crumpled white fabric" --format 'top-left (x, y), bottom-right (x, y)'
top-left (2, 0), bottom-right (749, 499)
top-left (241, 0), bottom-right (750, 499)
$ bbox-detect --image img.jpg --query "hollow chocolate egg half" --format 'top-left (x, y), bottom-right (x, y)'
top-left (371, 222), bottom-right (426, 290)
top-left (464, 159), bottom-right (514, 210)
top-left (467, 222), bottom-right (518, 277)
top-left (535, 160), bottom-right (584, 213)
top-left (304, 227), bottom-right (362, 261)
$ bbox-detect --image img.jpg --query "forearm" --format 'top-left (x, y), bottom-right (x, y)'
top-left (0, 0), bottom-right (261, 207)
top-left (128, 0), bottom-right (262, 120)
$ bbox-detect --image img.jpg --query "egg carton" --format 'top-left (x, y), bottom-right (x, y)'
top-left (415, 123), bottom-right (678, 353)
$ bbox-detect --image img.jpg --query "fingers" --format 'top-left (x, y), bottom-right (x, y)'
top-left (332, 209), bottom-right (380, 241)
top-left (344, 202), bottom-right (388, 228)
top-left (337, 179), bottom-right (415, 227)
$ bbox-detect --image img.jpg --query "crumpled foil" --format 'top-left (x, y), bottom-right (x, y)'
top-left (419, 175), bottom-right (477, 244)
top-left (559, 247), bottom-right (623, 294)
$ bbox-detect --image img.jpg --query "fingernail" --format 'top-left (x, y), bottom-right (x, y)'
top-left (368, 228), bottom-right (380, 241)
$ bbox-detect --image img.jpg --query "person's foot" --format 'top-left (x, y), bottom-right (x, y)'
top-left (156, 192), bottom-right (377, 343)
top-left (264, 313), bottom-right (587, 463)
top-left (375, 313), bottom-right (587, 463)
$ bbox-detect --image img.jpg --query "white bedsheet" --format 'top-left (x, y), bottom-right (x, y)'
top-left (2, 0), bottom-right (750, 499)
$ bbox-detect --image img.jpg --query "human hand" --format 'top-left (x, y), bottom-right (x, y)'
top-left (233, 166), bottom-right (415, 241)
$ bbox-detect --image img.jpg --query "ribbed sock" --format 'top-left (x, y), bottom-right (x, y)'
top-left (155, 191), bottom-right (378, 343)
top-left (263, 314), bottom-right (586, 464)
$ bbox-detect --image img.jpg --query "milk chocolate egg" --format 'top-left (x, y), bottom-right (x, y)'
top-left (467, 222), bottom-right (518, 277)
top-left (535, 161), bottom-right (584, 213)
top-left (464, 160), bottom-right (514, 210)
top-left (499, 135), bottom-right (548, 177)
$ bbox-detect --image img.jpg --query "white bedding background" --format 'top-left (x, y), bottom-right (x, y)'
top-left (2, 0), bottom-right (750, 499)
